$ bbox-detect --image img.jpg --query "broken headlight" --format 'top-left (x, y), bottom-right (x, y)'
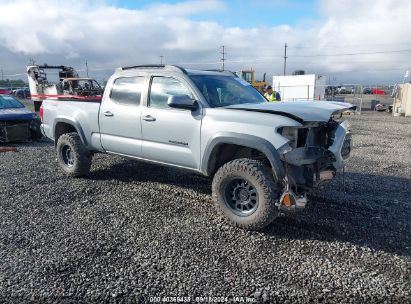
top-left (278, 126), bottom-right (298, 148)
top-left (341, 133), bottom-right (352, 159)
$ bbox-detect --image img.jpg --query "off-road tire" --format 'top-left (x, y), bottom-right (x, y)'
top-left (56, 132), bottom-right (92, 177)
top-left (212, 158), bottom-right (280, 230)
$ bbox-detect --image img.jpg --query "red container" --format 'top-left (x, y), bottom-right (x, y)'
top-left (372, 89), bottom-right (385, 95)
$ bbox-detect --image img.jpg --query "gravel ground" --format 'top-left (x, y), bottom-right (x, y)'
top-left (0, 111), bottom-right (410, 303)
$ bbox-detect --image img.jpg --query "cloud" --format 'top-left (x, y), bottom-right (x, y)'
top-left (309, 0), bottom-right (411, 79)
top-left (145, 0), bottom-right (226, 17)
top-left (0, 0), bottom-right (410, 84)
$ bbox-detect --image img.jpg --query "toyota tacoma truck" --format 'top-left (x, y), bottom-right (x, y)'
top-left (40, 65), bottom-right (353, 230)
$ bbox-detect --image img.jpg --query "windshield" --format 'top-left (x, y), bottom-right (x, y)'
top-left (82, 79), bottom-right (101, 89)
top-left (0, 95), bottom-right (25, 109)
top-left (69, 79), bottom-right (101, 90)
top-left (190, 75), bottom-right (266, 107)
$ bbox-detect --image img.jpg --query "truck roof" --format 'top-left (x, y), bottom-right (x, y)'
top-left (115, 64), bottom-right (237, 77)
top-left (186, 69), bottom-right (238, 77)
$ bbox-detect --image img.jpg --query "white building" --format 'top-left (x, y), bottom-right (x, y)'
top-left (273, 74), bottom-right (326, 102)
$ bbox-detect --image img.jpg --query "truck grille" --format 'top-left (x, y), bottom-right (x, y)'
top-left (341, 133), bottom-right (352, 159)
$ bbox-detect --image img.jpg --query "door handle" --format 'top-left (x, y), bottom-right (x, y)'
top-left (143, 115), bottom-right (156, 122)
top-left (104, 111), bottom-right (114, 117)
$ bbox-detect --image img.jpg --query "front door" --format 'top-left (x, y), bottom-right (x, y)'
top-left (141, 76), bottom-right (202, 169)
top-left (99, 76), bottom-right (145, 157)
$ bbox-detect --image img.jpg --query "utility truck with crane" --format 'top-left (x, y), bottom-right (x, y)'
top-left (27, 64), bottom-right (103, 111)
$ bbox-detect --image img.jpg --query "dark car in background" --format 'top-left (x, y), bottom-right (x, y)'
top-left (14, 87), bottom-right (31, 98)
top-left (0, 94), bottom-right (41, 142)
top-left (325, 86), bottom-right (338, 96)
top-left (363, 87), bottom-right (372, 94)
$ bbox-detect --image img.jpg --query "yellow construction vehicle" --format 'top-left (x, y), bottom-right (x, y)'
top-left (240, 68), bottom-right (269, 93)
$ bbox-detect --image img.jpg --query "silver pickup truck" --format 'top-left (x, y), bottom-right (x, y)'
top-left (41, 65), bottom-right (353, 230)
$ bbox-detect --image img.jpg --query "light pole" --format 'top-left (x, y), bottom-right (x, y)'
top-left (85, 60), bottom-right (89, 77)
top-left (220, 45), bottom-right (225, 71)
top-left (283, 43), bottom-right (288, 76)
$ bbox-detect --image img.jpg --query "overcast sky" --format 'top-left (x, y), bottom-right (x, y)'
top-left (0, 0), bottom-right (410, 84)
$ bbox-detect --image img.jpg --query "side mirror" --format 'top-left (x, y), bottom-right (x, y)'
top-left (167, 95), bottom-right (198, 111)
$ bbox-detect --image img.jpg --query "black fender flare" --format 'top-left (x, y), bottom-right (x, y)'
top-left (53, 118), bottom-right (88, 146)
top-left (201, 132), bottom-right (285, 181)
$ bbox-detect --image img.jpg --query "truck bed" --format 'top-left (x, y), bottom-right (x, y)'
top-left (41, 99), bottom-right (103, 151)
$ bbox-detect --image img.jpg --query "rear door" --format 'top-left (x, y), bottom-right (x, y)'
top-left (99, 76), bottom-right (145, 157)
top-left (141, 75), bottom-right (202, 169)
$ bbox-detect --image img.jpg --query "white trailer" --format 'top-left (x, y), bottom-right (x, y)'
top-left (273, 74), bottom-right (326, 102)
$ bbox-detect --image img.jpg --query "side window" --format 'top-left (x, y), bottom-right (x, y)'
top-left (149, 77), bottom-right (191, 109)
top-left (110, 77), bottom-right (144, 105)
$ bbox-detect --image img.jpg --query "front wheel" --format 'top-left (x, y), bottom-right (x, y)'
top-left (56, 132), bottom-right (92, 177)
top-left (212, 158), bottom-right (280, 230)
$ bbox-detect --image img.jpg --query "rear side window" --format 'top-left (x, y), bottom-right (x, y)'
top-left (149, 77), bottom-right (191, 109)
top-left (0, 95), bottom-right (25, 109)
top-left (110, 77), bottom-right (144, 105)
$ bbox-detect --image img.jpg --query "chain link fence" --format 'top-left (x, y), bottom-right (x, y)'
top-left (272, 83), bottom-right (395, 114)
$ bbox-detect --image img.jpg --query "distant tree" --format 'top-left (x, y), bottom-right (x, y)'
top-left (0, 79), bottom-right (27, 87)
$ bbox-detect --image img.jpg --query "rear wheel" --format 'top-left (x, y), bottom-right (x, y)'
top-left (56, 132), bottom-right (92, 177)
top-left (212, 158), bottom-right (280, 230)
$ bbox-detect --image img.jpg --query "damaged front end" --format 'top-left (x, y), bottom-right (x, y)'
top-left (0, 95), bottom-right (42, 143)
top-left (0, 120), bottom-right (40, 143)
top-left (276, 119), bottom-right (352, 211)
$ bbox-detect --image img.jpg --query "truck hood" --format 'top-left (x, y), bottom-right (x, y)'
top-left (225, 101), bottom-right (356, 123)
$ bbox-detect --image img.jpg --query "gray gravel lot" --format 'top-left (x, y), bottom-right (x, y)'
top-left (0, 111), bottom-right (410, 303)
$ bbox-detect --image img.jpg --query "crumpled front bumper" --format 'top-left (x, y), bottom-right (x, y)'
top-left (276, 120), bottom-right (352, 212)
top-left (0, 121), bottom-right (30, 142)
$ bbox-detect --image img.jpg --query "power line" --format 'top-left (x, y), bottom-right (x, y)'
top-left (3, 55), bottom-right (409, 72)
top-left (227, 41), bottom-right (411, 52)
top-left (2, 51), bottom-right (409, 78)
top-left (290, 41), bottom-right (411, 50)
top-left (292, 49), bottom-right (411, 58)
top-left (205, 48), bottom-right (411, 64)
top-left (325, 67), bottom-right (409, 73)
